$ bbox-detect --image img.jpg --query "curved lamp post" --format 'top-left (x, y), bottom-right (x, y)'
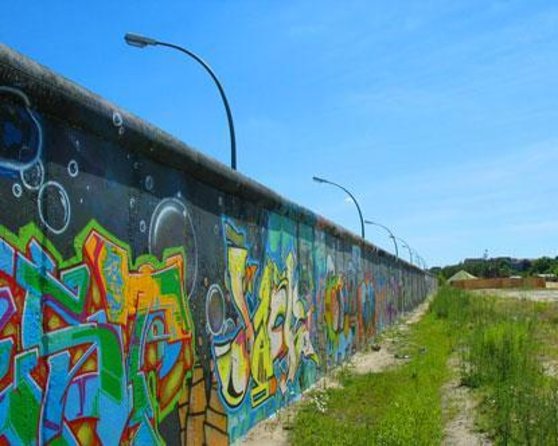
top-left (395, 237), bottom-right (414, 264)
top-left (410, 250), bottom-right (426, 270)
top-left (313, 176), bottom-right (365, 239)
top-left (416, 254), bottom-right (428, 270)
top-left (124, 32), bottom-right (237, 170)
top-left (413, 252), bottom-right (423, 269)
top-left (364, 220), bottom-right (398, 258)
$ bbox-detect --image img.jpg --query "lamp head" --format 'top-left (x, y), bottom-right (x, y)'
top-left (312, 176), bottom-right (327, 183)
top-left (124, 33), bottom-right (158, 48)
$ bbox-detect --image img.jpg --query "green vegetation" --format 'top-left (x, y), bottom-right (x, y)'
top-left (292, 296), bottom-right (453, 445)
top-left (291, 287), bottom-right (558, 445)
top-left (432, 256), bottom-right (558, 281)
top-left (441, 290), bottom-right (558, 444)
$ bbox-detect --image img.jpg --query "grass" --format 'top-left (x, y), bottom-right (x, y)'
top-left (434, 288), bottom-right (558, 444)
top-left (291, 296), bottom-right (454, 445)
top-left (291, 287), bottom-right (558, 445)
top-left (459, 301), bottom-right (558, 444)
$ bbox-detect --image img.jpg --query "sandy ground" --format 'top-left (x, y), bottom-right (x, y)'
top-left (472, 287), bottom-right (558, 302)
top-left (350, 296), bottom-right (432, 374)
top-left (240, 296), bottom-right (433, 446)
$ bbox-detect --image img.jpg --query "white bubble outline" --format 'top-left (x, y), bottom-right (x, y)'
top-left (12, 183), bottom-right (22, 198)
top-left (144, 175), bottom-right (154, 192)
top-left (112, 111), bottom-right (123, 127)
top-left (20, 159), bottom-right (44, 191)
top-left (206, 284), bottom-right (225, 335)
top-left (0, 86), bottom-right (43, 172)
top-left (37, 180), bottom-right (71, 235)
top-left (148, 197), bottom-right (198, 299)
top-left (67, 159), bottom-right (79, 178)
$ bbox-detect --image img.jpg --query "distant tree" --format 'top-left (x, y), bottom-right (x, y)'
top-left (438, 256), bottom-right (557, 279)
top-left (529, 257), bottom-right (555, 275)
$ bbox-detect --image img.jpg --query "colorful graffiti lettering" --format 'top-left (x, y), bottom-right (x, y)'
top-left (208, 218), bottom-right (318, 438)
top-left (0, 221), bottom-right (194, 445)
top-left (357, 278), bottom-right (375, 345)
top-left (324, 273), bottom-right (353, 363)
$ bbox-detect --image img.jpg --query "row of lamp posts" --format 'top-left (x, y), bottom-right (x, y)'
top-left (123, 33), bottom-right (427, 270)
top-left (313, 177), bottom-right (427, 269)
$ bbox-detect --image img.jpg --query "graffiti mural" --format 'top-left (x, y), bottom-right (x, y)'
top-left (208, 217), bottom-right (318, 439)
top-left (0, 48), bottom-right (436, 446)
top-left (324, 271), bottom-right (352, 363)
top-left (0, 222), bottom-right (194, 444)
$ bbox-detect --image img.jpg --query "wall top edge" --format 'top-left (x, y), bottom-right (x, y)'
top-left (0, 43), bottom-right (428, 275)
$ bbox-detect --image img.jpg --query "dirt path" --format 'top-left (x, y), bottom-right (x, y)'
top-left (240, 297), bottom-right (434, 445)
top-left (442, 356), bottom-right (491, 446)
top-left (350, 296), bottom-right (432, 374)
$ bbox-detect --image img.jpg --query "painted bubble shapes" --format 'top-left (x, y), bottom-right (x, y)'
top-left (0, 86), bottom-right (42, 172)
top-left (11, 183), bottom-right (22, 198)
top-left (38, 181), bottom-right (71, 234)
top-left (21, 160), bottom-right (44, 190)
top-left (149, 197), bottom-right (198, 298)
top-left (67, 159), bottom-right (79, 177)
top-left (206, 285), bottom-right (225, 335)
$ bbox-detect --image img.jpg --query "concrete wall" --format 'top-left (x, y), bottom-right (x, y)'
top-left (0, 44), bottom-right (436, 445)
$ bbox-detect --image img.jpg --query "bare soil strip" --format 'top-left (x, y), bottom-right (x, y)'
top-left (442, 356), bottom-right (491, 446)
top-left (472, 288), bottom-right (558, 302)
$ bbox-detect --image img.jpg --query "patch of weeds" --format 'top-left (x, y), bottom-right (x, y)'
top-left (335, 363), bottom-right (353, 384)
top-left (291, 287), bottom-right (558, 445)
top-left (456, 292), bottom-right (558, 444)
top-left (309, 389), bottom-right (330, 414)
top-left (291, 303), bottom-right (453, 445)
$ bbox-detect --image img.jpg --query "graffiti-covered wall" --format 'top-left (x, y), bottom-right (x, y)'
top-left (0, 45), bottom-right (436, 445)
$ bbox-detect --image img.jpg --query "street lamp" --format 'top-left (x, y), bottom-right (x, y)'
top-left (312, 176), bottom-right (365, 239)
top-left (124, 32), bottom-right (237, 170)
top-left (416, 254), bottom-right (428, 270)
top-left (364, 220), bottom-right (398, 258)
top-left (395, 237), bottom-right (413, 264)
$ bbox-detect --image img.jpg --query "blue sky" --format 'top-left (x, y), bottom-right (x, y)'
top-left (3, 1), bottom-right (558, 266)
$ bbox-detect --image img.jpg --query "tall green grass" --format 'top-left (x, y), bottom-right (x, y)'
top-left (291, 288), bottom-right (558, 445)
top-left (433, 287), bottom-right (558, 444)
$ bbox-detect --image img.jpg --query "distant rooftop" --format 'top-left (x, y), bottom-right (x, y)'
top-left (447, 270), bottom-right (478, 283)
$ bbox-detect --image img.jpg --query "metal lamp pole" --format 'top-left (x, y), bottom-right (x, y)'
top-left (312, 176), bottom-right (365, 239)
top-left (395, 237), bottom-right (414, 264)
top-left (124, 32), bottom-right (237, 170)
top-left (416, 254), bottom-right (428, 270)
top-left (364, 220), bottom-right (399, 258)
